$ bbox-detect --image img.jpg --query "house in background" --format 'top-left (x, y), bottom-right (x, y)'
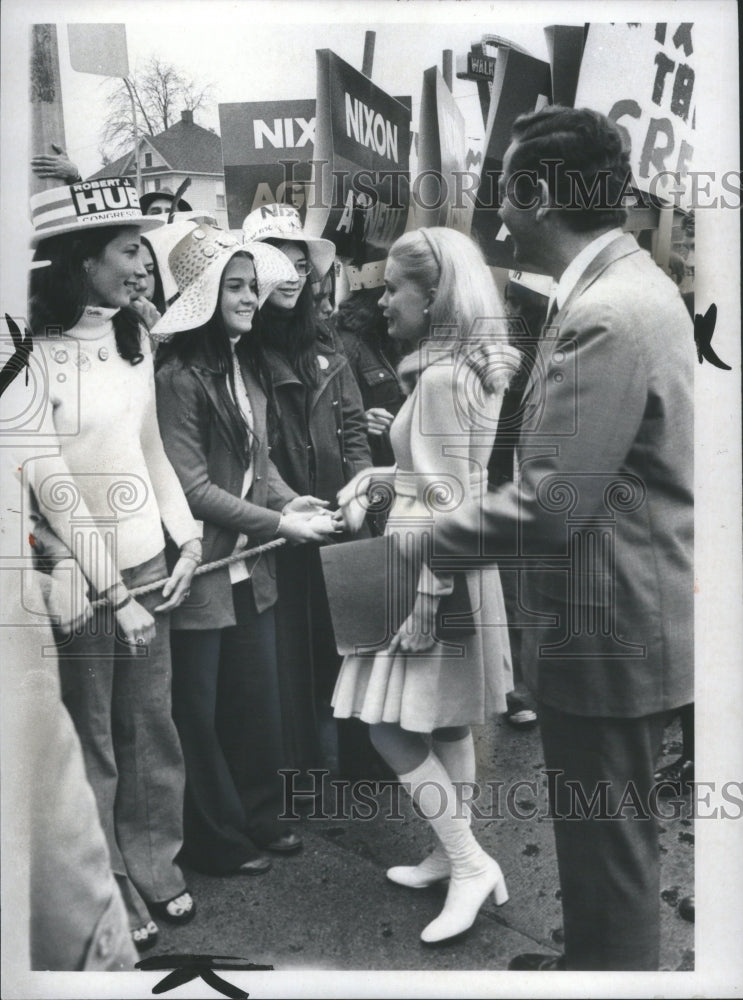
top-left (88, 110), bottom-right (227, 228)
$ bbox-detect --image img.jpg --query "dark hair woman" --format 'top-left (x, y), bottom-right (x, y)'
top-left (152, 226), bottom-right (338, 877)
top-left (20, 179), bottom-right (204, 952)
top-left (241, 204), bottom-right (373, 785)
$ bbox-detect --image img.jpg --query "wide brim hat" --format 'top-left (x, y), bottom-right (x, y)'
top-left (150, 225), bottom-right (299, 341)
top-left (142, 219), bottom-right (201, 305)
top-left (140, 188), bottom-right (193, 214)
top-left (241, 204), bottom-right (335, 280)
top-left (30, 178), bottom-right (163, 246)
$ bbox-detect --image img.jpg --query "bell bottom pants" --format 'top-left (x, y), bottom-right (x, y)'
top-left (170, 580), bottom-right (287, 874)
top-left (57, 551), bottom-right (187, 928)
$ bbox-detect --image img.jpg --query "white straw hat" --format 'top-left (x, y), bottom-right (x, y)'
top-left (142, 219), bottom-right (201, 305)
top-left (150, 225), bottom-right (298, 340)
top-left (30, 177), bottom-right (163, 246)
top-left (241, 204), bottom-right (335, 279)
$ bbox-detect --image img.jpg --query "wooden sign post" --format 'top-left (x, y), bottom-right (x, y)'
top-left (30, 24), bottom-right (67, 195)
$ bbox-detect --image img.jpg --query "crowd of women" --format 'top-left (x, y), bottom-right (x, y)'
top-left (10, 175), bottom-right (530, 964)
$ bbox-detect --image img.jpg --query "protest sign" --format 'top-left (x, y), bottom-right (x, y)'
top-left (469, 41), bottom-right (551, 269)
top-left (305, 49), bottom-right (411, 263)
top-left (219, 99), bottom-right (316, 228)
top-left (544, 24), bottom-right (585, 108)
top-left (415, 66), bottom-right (472, 233)
top-left (574, 22), bottom-right (696, 209)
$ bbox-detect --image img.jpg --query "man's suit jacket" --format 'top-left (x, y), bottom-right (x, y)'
top-left (435, 234), bottom-right (694, 718)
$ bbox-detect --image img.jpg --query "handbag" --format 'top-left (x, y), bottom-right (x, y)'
top-left (320, 534), bottom-right (475, 655)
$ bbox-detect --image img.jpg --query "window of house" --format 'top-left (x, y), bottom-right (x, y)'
top-left (216, 194), bottom-right (226, 208)
top-left (144, 152), bottom-right (152, 167)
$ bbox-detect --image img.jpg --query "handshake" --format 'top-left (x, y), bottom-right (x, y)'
top-left (277, 495), bottom-right (346, 544)
top-left (278, 467), bottom-right (397, 543)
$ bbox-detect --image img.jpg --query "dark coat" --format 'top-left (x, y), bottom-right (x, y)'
top-left (155, 354), bottom-right (297, 628)
top-left (263, 327), bottom-right (372, 502)
top-left (260, 325), bottom-right (373, 773)
top-left (338, 328), bottom-right (405, 467)
top-left (435, 234), bottom-right (694, 718)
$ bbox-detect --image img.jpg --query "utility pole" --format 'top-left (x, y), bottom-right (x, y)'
top-left (30, 25), bottom-right (67, 195)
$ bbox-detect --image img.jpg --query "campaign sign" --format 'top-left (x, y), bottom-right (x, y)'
top-left (219, 100), bottom-right (316, 228)
top-left (415, 66), bottom-right (472, 234)
top-left (574, 23), bottom-right (696, 209)
top-left (30, 177), bottom-right (143, 239)
top-left (544, 24), bottom-right (585, 108)
top-left (469, 44), bottom-right (551, 269)
top-left (305, 49), bottom-right (411, 263)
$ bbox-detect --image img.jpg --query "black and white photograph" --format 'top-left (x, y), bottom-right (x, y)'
top-left (0, 1), bottom-right (740, 997)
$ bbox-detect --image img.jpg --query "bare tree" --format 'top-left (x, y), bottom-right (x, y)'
top-left (100, 55), bottom-right (213, 158)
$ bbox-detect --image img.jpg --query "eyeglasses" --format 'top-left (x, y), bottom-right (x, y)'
top-left (293, 261), bottom-right (311, 277)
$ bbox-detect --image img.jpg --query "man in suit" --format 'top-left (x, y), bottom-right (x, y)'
top-left (434, 106), bottom-right (694, 969)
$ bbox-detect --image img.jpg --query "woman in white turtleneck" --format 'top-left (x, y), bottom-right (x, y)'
top-left (25, 222), bottom-right (202, 952)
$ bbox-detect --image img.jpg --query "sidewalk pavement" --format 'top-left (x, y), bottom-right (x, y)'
top-left (152, 716), bottom-right (694, 974)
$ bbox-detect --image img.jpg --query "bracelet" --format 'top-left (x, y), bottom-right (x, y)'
top-left (101, 580), bottom-right (128, 608)
top-left (180, 538), bottom-right (203, 566)
top-left (111, 593), bottom-right (133, 612)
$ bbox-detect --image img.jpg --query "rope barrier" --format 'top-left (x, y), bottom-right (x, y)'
top-left (91, 536), bottom-right (287, 609)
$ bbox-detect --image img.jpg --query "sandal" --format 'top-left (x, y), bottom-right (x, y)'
top-left (131, 919), bottom-right (159, 952)
top-left (149, 890), bottom-right (196, 925)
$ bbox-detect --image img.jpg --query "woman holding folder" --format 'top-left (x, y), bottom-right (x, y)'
top-left (333, 227), bottom-right (519, 945)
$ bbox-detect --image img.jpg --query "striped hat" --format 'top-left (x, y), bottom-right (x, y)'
top-left (30, 178), bottom-right (163, 246)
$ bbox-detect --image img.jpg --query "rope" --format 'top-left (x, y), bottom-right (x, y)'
top-left (91, 536), bottom-right (287, 610)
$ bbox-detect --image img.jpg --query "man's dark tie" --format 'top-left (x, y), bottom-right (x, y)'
top-left (542, 298), bottom-right (558, 335)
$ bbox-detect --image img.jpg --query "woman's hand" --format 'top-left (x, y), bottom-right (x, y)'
top-left (154, 555), bottom-right (198, 613)
top-left (278, 510), bottom-right (342, 544)
top-left (338, 495), bottom-right (367, 534)
top-left (386, 591), bottom-right (439, 655)
top-left (47, 559), bottom-right (93, 635)
top-left (283, 495), bottom-right (330, 514)
top-left (116, 598), bottom-right (156, 647)
top-left (336, 466), bottom-right (395, 510)
top-left (129, 295), bottom-right (162, 330)
top-left (366, 407), bottom-right (395, 437)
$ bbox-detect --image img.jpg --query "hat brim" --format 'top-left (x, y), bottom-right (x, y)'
top-left (142, 220), bottom-right (201, 304)
top-left (244, 231), bottom-right (335, 281)
top-left (150, 241), bottom-right (297, 341)
top-left (31, 214), bottom-right (164, 247)
top-left (140, 192), bottom-right (193, 213)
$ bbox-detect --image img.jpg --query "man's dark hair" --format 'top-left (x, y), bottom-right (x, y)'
top-left (508, 106), bottom-right (632, 232)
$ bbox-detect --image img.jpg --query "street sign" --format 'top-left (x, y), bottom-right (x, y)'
top-left (67, 24), bottom-right (129, 78)
top-left (467, 53), bottom-right (496, 80)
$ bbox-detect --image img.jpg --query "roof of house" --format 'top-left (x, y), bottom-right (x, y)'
top-left (89, 117), bottom-right (223, 180)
